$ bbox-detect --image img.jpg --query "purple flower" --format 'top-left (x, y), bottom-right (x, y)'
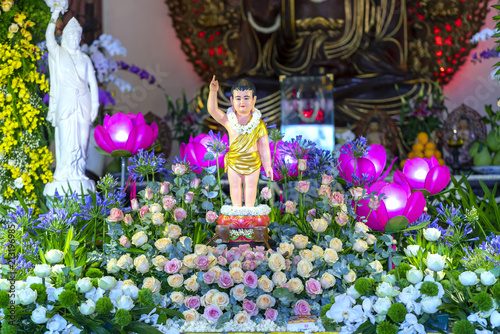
top-left (242, 299), bottom-right (258, 316)
top-left (265, 308), bottom-right (278, 321)
top-left (203, 271), bottom-right (216, 284)
top-left (218, 271), bottom-right (234, 289)
top-left (203, 305), bottom-right (223, 322)
top-left (184, 296), bottom-right (201, 310)
top-left (194, 255), bottom-right (210, 271)
top-left (243, 271), bottom-right (258, 289)
top-left (293, 299), bottom-right (311, 315)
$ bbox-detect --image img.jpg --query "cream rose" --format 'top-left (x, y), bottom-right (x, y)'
top-left (213, 292), bottom-right (230, 309)
top-left (201, 289), bottom-right (217, 306)
top-left (311, 245), bottom-right (324, 259)
top-left (352, 239), bottom-right (368, 253)
top-left (343, 270), bottom-right (357, 283)
top-left (229, 260), bottom-right (242, 270)
top-left (117, 254), bottom-right (134, 271)
top-left (171, 291), bottom-right (185, 305)
top-left (299, 250), bottom-right (316, 262)
top-left (107, 258), bottom-right (120, 274)
top-left (131, 231), bottom-right (148, 247)
top-left (183, 254), bottom-right (197, 269)
top-left (151, 213), bottom-right (164, 226)
top-left (8, 23), bottom-right (18, 34)
top-left (288, 277), bottom-right (304, 294)
top-left (167, 224), bottom-right (182, 239)
top-left (133, 255), bottom-right (150, 273)
top-left (142, 277), bottom-right (161, 293)
top-left (183, 309), bottom-right (199, 322)
top-left (268, 253), bottom-right (286, 272)
top-left (194, 244), bottom-right (208, 256)
top-left (366, 234), bottom-right (377, 245)
top-left (234, 311), bottom-right (250, 324)
top-left (369, 260), bottom-right (383, 274)
top-left (329, 238), bottom-right (343, 252)
top-left (320, 272), bottom-right (336, 289)
top-left (297, 259), bottom-right (314, 278)
top-left (154, 238), bottom-right (172, 252)
top-left (210, 266), bottom-right (223, 281)
top-left (292, 235), bottom-right (309, 249)
top-left (324, 248), bottom-right (339, 265)
top-left (152, 255), bottom-right (169, 271)
top-left (230, 284), bottom-right (247, 301)
top-left (167, 274), bottom-right (184, 288)
top-left (229, 267), bottom-right (245, 283)
top-left (184, 275), bottom-right (200, 292)
top-left (258, 275), bottom-right (274, 293)
top-left (256, 294), bottom-right (276, 309)
top-left (310, 218), bottom-right (328, 233)
top-left (272, 271), bottom-right (287, 287)
top-left (277, 242), bottom-right (295, 258)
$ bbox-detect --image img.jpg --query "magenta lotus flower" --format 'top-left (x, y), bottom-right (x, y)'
top-left (338, 143), bottom-right (395, 186)
top-left (180, 133), bottom-right (229, 174)
top-left (94, 112), bottom-right (158, 157)
top-left (394, 157), bottom-right (451, 195)
top-left (356, 180), bottom-right (426, 232)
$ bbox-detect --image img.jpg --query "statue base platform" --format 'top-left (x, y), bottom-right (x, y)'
top-left (43, 179), bottom-right (95, 197)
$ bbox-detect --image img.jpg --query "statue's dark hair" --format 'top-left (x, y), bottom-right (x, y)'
top-left (231, 79), bottom-right (256, 97)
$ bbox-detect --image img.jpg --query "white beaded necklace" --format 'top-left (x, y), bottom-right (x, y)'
top-left (226, 107), bottom-right (261, 135)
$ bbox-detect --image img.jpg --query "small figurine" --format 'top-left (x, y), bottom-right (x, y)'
top-left (43, 1), bottom-right (99, 197)
top-left (208, 75), bottom-right (273, 207)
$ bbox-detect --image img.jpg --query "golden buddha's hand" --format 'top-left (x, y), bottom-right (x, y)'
top-left (210, 75), bottom-right (219, 92)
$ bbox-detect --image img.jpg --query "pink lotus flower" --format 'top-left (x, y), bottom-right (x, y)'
top-left (94, 112), bottom-right (158, 156)
top-left (180, 133), bottom-right (228, 174)
top-left (356, 180), bottom-right (426, 232)
top-left (394, 157), bottom-right (451, 195)
top-left (338, 143), bottom-right (395, 186)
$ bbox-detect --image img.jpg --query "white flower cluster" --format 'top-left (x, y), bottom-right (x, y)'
top-left (229, 228), bottom-right (254, 239)
top-left (44, 0), bottom-right (68, 13)
top-left (226, 107), bottom-right (262, 135)
top-left (220, 204), bottom-right (271, 216)
top-left (179, 318), bottom-right (286, 333)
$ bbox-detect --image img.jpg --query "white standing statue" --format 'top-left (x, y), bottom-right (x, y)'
top-left (43, 1), bottom-right (100, 197)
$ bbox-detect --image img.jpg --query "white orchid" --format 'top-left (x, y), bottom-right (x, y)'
top-left (139, 307), bottom-right (159, 325)
top-left (399, 313), bottom-right (426, 334)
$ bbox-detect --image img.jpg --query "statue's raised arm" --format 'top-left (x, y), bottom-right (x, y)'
top-left (45, 7), bottom-right (62, 51)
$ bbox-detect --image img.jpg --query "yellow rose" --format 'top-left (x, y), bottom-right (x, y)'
top-left (201, 289), bottom-right (218, 306)
top-left (256, 294), bottom-right (276, 309)
top-left (184, 275), bottom-right (199, 292)
top-left (272, 271), bottom-right (287, 287)
top-left (292, 235), bottom-right (309, 249)
top-left (194, 244), bottom-right (208, 256)
top-left (258, 275), bottom-right (274, 293)
top-left (288, 277), bottom-right (304, 294)
top-left (183, 254), bottom-right (197, 269)
top-left (311, 245), bottom-right (324, 259)
top-left (117, 254), bottom-right (133, 270)
top-left (8, 23), bottom-right (18, 34)
top-left (152, 255), bottom-right (168, 271)
top-left (230, 284), bottom-right (247, 301)
top-left (167, 274), bottom-right (184, 288)
top-left (179, 265), bottom-right (190, 275)
top-left (277, 242), bottom-right (295, 258)
top-left (155, 238), bottom-right (172, 253)
top-left (297, 259), bottom-right (314, 278)
top-left (369, 260), bottom-right (383, 274)
top-left (234, 311), bottom-right (250, 324)
top-left (142, 277), bottom-right (161, 293)
top-left (131, 231), bottom-right (148, 247)
top-left (324, 248), bottom-right (339, 265)
top-left (213, 292), bottom-right (230, 309)
top-left (210, 266), bottom-right (223, 281)
top-left (310, 218), bottom-right (328, 233)
top-left (133, 255), bottom-right (150, 274)
top-left (106, 258), bottom-right (120, 274)
top-left (329, 238), bottom-right (343, 252)
top-left (268, 253), bottom-right (286, 272)
top-left (320, 272), bottom-right (336, 289)
top-left (229, 267), bottom-right (245, 283)
top-left (343, 270), bottom-right (357, 283)
top-left (366, 234), bottom-right (377, 245)
top-left (167, 224), bottom-right (182, 239)
top-left (122, 280), bottom-right (135, 287)
top-left (151, 213), bottom-right (164, 226)
top-left (353, 239), bottom-right (368, 253)
top-left (2, 2), bottom-right (12, 12)
top-left (207, 255), bottom-right (218, 268)
top-left (229, 260), bottom-right (242, 270)
top-left (183, 309), bottom-right (199, 322)
top-left (171, 291), bottom-right (185, 305)
top-left (299, 250), bottom-right (316, 262)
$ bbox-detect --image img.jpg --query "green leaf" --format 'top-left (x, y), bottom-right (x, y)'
top-left (95, 146), bottom-right (112, 156)
top-left (111, 149), bottom-right (133, 158)
top-left (126, 321), bottom-right (164, 334)
top-left (384, 216), bottom-right (409, 233)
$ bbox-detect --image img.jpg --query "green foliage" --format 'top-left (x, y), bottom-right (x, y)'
top-left (96, 297), bottom-right (114, 315)
top-left (58, 290), bottom-right (78, 308)
top-left (387, 303), bottom-right (408, 323)
top-left (398, 278), bottom-right (411, 289)
top-left (0, 290), bottom-right (9, 308)
top-left (491, 281), bottom-right (500, 299)
top-left (376, 321), bottom-right (399, 334)
top-left (29, 283), bottom-right (47, 304)
top-left (471, 291), bottom-right (493, 312)
top-left (114, 308), bottom-right (132, 328)
top-left (453, 319), bottom-right (476, 334)
top-left (420, 281), bottom-right (439, 297)
top-left (138, 288), bottom-right (155, 307)
top-left (64, 281), bottom-right (77, 291)
top-left (354, 277), bottom-right (373, 295)
top-left (0, 322), bottom-right (17, 334)
top-left (86, 268), bottom-right (104, 278)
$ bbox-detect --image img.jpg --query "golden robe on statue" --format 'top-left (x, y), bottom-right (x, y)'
top-left (225, 120), bottom-right (267, 175)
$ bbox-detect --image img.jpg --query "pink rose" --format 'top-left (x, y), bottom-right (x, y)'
top-left (335, 212), bottom-right (349, 226)
top-left (206, 211), bottom-right (218, 223)
top-left (321, 174), bottom-right (334, 185)
top-left (184, 191), bottom-right (194, 204)
top-left (368, 195), bottom-right (380, 210)
top-left (298, 158), bottom-right (308, 172)
top-left (203, 305), bottom-right (223, 322)
top-left (119, 235), bottom-right (131, 248)
top-left (139, 205), bottom-right (149, 219)
top-left (218, 256), bottom-right (227, 266)
top-left (173, 207), bottom-right (187, 222)
top-left (297, 181), bottom-right (310, 194)
top-left (218, 271), bottom-right (234, 289)
top-left (162, 195), bottom-right (176, 211)
top-left (305, 278), bottom-right (323, 296)
top-left (123, 214), bottom-right (133, 225)
top-left (242, 260), bottom-right (257, 272)
top-left (190, 178), bottom-right (201, 189)
top-left (265, 308), bottom-right (278, 321)
top-left (329, 192), bottom-right (345, 206)
top-left (260, 187), bottom-right (272, 200)
top-left (195, 255), bottom-right (210, 271)
top-left (293, 299), bottom-right (311, 315)
top-left (226, 251), bottom-right (236, 263)
top-left (144, 188), bottom-right (154, 200)
top-left (243, 271), bottom-right (258, 289)
top-left (203, 271), bottom-right (217, 284)
top-left (306, 208), bottom-right (316, 222)
top-left (184, 296), bottom-right (201, 310)
top-left (164, 258), bottom-right (183, 274)
top-left (160, 181), bottom-right (170, 194)
top-left (244, 251), bottom-right (255, 261)
top-left (172, 163), bottom-right (188, 176)
top-left (350, 187), bottom-right (364, 200)
top-left (239, 244), bottom-right (251, 253)
top-left (131, 198), bottom-right (140, 211)
top-left (242, 299), bottom-right (258, 316)
top-left (108, 208), bottom-right (124, 222)
top-left (284, 201), bottom-right (296, 213)
top-left (317, 185), bottom-right (331, 198)
top-left (255, 252), bottom-right (266, 262)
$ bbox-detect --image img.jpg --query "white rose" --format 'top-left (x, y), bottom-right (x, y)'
top-left (107, 258), bottom-right (120, 274)
top-left (376, 282), bottom-right (396, 298)
top-left (398, 286), bottom-right (420, 304)
top-left (423, 228), bottom-right (441, 241)
top-left (404, 245), bottom-right (421, 257)
top-left (490, 310), bottom-right (500, 328)
top-left (76, 278), bottom-right (93, 293)
top-left (343, 270), bottom-right (357, 283)
top-left (480, 271), bottom-right (497, 286)
top-left (52, 264), bottom-right (65, 275)
top-left (79, 299), bottom-right (96, 315)
top-left (31, 305), bottom-right (48, 324)
top-left (354, 222), bottom-right (369, 234)
top-left (407, 269), bottom-right (424, 284)
top-left (382, 274), bottom-right (397, 285)
top-left (421, 296), bottom-right (442, 314)
top-left (459, 271), bottom-right (478, 286)
top-left (131, 231), bottom-right (148, 247)
top-left (117, 295), bottom-right (135, 310)
top-left (426, 253), bottom-right (446, 272)
top-left (117, 254), bottom-right (134, 271)
top-left (98, 276), bottom-right (117, 290)
top-left (373, 297), bottom-right (391, 315)
top-left (45, 249), bottom-right (64, 264)
top-left (369, 260), bottom-right (383, 274)
top-left (19, 287), bottom-right (37, 305)
top-left (352, 239), bottom-right (368, 253)
top-left (122, 284), bottom-right (140, 300)
top-left (34, 264), bottom-right (52, 278)
top-left (347, 285), bottom-right (361, 299)
top-left (329, 238), bottom-right (343, 252)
